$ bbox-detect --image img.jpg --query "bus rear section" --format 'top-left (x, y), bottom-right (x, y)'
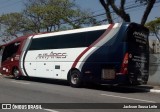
top-left (126, 23), bottom-right (149, 85)
top-left (81, 23), bottom-right (149, 86)
top-left (104, 23), bottom-right (150, 85)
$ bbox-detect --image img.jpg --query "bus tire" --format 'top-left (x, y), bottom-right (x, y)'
top-left (69, 70), bottom-right (82, 88)
top-left (13, 68), bottom-right (21, 80)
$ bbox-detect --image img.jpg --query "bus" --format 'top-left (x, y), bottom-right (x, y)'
top-left (0, 22), bottom-right (149, 87)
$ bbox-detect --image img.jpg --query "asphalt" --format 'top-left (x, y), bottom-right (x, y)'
top-left (118, 85), bottom-right (160, 93)
top-left (0, 73), bottom-right (160, 93)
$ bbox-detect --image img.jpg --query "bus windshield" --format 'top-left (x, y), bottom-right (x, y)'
top-left (2, 42), bottom-right (20, 62)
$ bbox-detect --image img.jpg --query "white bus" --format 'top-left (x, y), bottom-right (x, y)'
top-left (0, 22), bottom-right (149, 87)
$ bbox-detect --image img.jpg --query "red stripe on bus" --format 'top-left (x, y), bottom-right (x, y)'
top-left (72, 24), bottom-right (114, 68)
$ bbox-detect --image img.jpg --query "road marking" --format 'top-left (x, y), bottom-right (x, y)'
top-left (44, 109), bottom-right (59, 112)
top-left (101, 94), bottom-right (156, 103)
top-left (11, 81), bottom-right (30, 85)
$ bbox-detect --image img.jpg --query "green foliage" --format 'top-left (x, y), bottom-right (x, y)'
top-left (0, 13), bottom-right (26, 37)
top-left (0, 0), bottom-right (98, 37)
top-left (145, 18), bottom-right (160, 33)
top-left (23, 0), bottom-right (98, 32)
top-left (23, 0), bottom-right (72, 32)
top-left (145, 18), bottom-right (160, 41)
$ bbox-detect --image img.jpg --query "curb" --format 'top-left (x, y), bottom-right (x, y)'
top-left (146, 89), bottom-right (160, 93)
top-left (118, 85), bottom-right (160, 93)
top-left (134, 88), bottom-right (160, 93)
top-left (133, 86), bottom-right (160, 93)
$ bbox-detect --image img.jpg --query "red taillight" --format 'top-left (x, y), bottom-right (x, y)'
top-left (120, 53), bottom-right (129, 75)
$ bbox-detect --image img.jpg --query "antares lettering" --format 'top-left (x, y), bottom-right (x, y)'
top-left (133, 31), bottom-right (148, 45)
top-left (36, 52), bottom-right (67, 59)
top-left (133, 31), bottom-right (147, 38)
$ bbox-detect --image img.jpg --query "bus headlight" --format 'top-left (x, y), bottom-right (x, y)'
top-left (6, 69), bottom-right (9, 72)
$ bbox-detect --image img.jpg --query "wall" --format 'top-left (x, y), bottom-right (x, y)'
top-left (148, 54), bottom-right (160, 86)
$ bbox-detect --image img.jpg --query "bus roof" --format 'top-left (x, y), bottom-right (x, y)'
top-left (33, 23), bottom-right (121, 39)
top-left (1, 23), bottom-right (123, 46)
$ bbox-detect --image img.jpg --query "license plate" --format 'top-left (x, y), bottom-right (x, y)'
top-left (102, 69), bottom-right (115, 80)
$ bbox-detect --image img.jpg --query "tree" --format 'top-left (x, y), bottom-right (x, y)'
top-left (108, 0), bottom-right (130, 22)
top-left (99, 0), bottom-right (113, 23)
top-left (23, 0), bottom-right (99, 32)
top-left (23, 0), bottom-right (62, 33)
top-left (63, 9), bottom-right (99, 29)
top-left (0, 0), bottom-right (99, 37)
top-left (145, 17), bottom-right (160, 41)
top-left (99, 0), bottom-right (130, 23)
top-left (0, 12), bottom-right (26, 37)
top-left (136, 0), bottom-right (156, 25)
top-left (99, 0), bottom-right (156, 25)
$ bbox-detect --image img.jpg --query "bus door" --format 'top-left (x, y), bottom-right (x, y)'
top-left (24, 61), bottom-right (37, 77)
top-left (127, 23), bottom-right (149, 84)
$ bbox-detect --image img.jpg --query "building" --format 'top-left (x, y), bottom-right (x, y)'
top-left (149, 40), bottom-right (160, 54)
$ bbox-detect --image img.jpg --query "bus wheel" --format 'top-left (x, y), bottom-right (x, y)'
top-left (13, 68), bottom-right (21, 80)
top-left (69, 70), bottom-right (82, 88)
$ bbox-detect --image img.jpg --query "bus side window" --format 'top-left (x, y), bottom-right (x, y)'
top-left (85, 30), bottom-right (106, 46)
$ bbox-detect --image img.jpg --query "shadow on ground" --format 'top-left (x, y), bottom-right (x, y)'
top-left (4, 75), bottom-right (154, 94)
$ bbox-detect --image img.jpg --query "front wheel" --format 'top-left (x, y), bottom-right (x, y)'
top-left (13, 68), bottom-right (21, 80)
top-left (69, 70), bottom-right (82, 88)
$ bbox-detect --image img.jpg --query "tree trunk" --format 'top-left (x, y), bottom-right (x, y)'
top-left (108, 0), bottom-right (130, 22)
top-left (141, 0), bottom-right (156, 25)
top-left (99, 0), bottom-right (113, 24)
top-left (153, 29), bottom-right (160, 42)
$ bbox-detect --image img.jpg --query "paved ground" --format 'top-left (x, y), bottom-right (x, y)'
top-left (1, 73), bottom-right (160, 93)
top-left (118, 84), bottom-right (160, 93)
top-left (0, 75), bottom-right (160, 112)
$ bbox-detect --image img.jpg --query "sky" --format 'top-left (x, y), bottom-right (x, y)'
top-left (75, 0), bottom-right (160, 23)
top-left (0, 0), bottom-right (159, 43)
top-left (0, 0), bottom-right (159, 24)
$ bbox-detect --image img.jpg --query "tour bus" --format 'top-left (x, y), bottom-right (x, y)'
top-left (0, 22), bottom-right (149, 87)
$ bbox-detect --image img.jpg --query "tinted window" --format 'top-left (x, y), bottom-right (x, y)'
top-left (2, 42), bottom-right (20, 62)
top-left (29, 30), bottom-right (105, 50)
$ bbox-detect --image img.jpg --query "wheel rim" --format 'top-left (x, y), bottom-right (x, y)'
top-left (71, 73), bottom-right (79, 85)
top-left (13, 69), bottom-right (19, 78)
